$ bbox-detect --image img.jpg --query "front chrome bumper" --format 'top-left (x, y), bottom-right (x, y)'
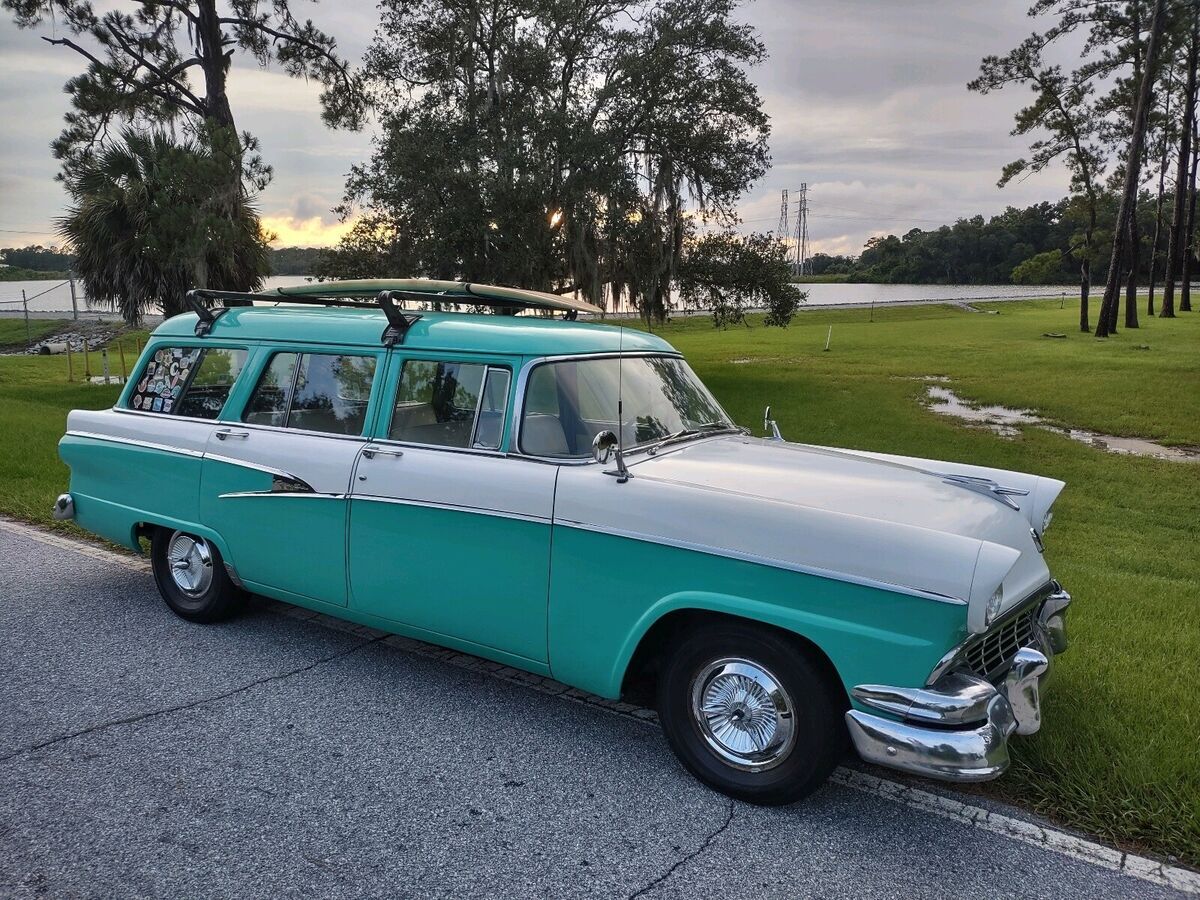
top-left (844, 582), bottom-right (1071, 782)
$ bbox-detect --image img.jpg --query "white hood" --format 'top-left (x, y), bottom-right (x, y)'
top-left (553, 435), bottom-right (1063, 631)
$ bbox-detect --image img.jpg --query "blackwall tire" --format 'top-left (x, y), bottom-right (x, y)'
top-left (150, 528), bottom-right (241, 623)
top-left (656, 620), bottom-right (845, 805)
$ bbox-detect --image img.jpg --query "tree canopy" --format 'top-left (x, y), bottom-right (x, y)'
top-left (320, 0), bottom-right (770, 324)
top-left (60, 128), bottom-right (270, 323)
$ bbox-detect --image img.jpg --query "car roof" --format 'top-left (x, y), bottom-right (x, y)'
top-left (153, 306), bottom-right (678, 357)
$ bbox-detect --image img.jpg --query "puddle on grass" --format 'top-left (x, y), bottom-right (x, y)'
top-left (924, 384), bottom-right (1200, 462)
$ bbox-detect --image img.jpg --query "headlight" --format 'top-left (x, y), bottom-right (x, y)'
top-left (985, 585), bottom-right (1004, 625)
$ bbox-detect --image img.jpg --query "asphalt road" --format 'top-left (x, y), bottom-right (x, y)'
top-left (0, 524), bottom-right (1189, 899)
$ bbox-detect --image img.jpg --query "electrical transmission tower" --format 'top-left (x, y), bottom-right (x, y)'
top-left (794, 183), bottom-right (810, 276)
top-left (777, 188), bottom-right (789, 238)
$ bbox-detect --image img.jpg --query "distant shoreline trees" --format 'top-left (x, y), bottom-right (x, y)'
top-left (969, 0), bottom-right (1199, 333)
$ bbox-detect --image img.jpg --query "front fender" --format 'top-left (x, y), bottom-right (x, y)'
top-left (546, 524), bottom-right (967, 700)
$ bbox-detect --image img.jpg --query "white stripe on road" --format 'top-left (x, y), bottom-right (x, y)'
top-left (2, 516), bottom-right (1197, 896)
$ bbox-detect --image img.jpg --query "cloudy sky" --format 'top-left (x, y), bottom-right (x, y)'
top-left (0, 0), bottom-right (1077, 256)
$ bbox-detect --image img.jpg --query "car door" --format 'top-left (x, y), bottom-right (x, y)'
top-left (348, 354), bottom-right (556, 663)
top-left (200, 347), bottom-right (383, 605)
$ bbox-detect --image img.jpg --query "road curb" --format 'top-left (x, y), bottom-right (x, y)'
top-left (2, 515), bottom-right (1197, 895)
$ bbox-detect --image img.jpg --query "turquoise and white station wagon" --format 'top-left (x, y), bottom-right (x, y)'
top-left (55, 279), bottom-right (1071, 803)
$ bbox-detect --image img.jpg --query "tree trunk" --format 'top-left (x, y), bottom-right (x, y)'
top-left (1182, 129), bottom-right (1199, 311)
top-left (1079, 255), bottom-right (1090, 333)
top-left (1148, 158), bottom-right (1167, 315)
top-left (194, 0), bottom-right (241, 219)
top-left (1163, 11), bottom-right (1199, 318)
top-left (1148, 73), bottom-right (1174, 317)
top-left (1126, 212), bottom-right (1141, 328)
top-left (1097, 0), bottom-right (1164, 336)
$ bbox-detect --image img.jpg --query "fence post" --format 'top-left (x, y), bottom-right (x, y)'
top-left (83, 337), bottom-right (91, 379)
top-left (118, 339), bottom-right (127, 381)
top-left (22, 289), bottom-right (31, 349)
top-left (69, 273), bottom-right (79, 321)
top-left (102, 348), bottom-right (110, 385)
top-left (66, 342), bottom-right (73, 383)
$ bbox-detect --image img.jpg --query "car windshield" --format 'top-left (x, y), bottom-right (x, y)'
top-left (520, 355), bottom-right (736, 458)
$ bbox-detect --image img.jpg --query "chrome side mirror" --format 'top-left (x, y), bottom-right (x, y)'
top-left (763, 405), bottom-right (783, 441)
top-left (592, 430), bottom-right (631, 482)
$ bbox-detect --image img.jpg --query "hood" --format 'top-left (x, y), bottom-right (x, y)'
top-left (628, 436), bottom-right (1043, 545)
top-left (593, 435), bottom-right (1063, 629)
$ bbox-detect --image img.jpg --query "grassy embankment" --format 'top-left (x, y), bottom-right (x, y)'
top-left (0, 318), bottom-right (68, 349)
top-left (0, 300), bottom-right (1196, 864)
top-left (0, 267), bottom-right (70, 281)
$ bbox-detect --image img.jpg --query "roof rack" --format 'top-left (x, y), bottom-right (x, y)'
top-left (183, 278), bottom-right (601, 344)
top-left (184, 287), bottom-right (423, 344)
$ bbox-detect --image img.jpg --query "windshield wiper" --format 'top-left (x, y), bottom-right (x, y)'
top-left (646, 422), bottom-right (736, 455)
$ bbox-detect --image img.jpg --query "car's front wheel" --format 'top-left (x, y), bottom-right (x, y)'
top-left (656, 620), bottom-right (845, 804)
top-left (150, 528), bottom-right (242, 623)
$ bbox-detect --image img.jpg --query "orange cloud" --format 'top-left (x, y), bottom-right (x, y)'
top-left (260, 215), bottom-right (356, 248)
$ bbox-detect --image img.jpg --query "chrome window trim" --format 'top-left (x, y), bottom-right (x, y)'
top-left (383, 358), bottom-right (514, 453)
top-left (351, 494), bottom-right (551, 525)
top-left (367, 438), bottom-right (508, 459)
top-left (554, 518), bottom-right (967, 606)
top-left (510, 351), bottom-right (690, 464)
top-left (925, 580), bottom-right (1056, 686)
top-left (471, 365), bottom-right (512, 451)
top-left (64, 429), bottom-right (205, 458)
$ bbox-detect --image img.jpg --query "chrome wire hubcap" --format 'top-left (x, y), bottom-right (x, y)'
top-left (166, 531), bottom-right (213, 596)
top-left (690, 657), bottom-right (796, 771)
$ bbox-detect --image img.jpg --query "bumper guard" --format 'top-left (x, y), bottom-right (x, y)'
top-left (845, 582), bottom-right (1069, 782)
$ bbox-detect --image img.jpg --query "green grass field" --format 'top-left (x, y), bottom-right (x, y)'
top-left (0, 317), bottom-right (67, 349)
top-left (0, 300), bottom-right (1196, 864)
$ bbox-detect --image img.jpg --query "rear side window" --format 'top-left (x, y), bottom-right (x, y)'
top-left (128, 346), bottom-right (246, 419)
top-left (243, 352), bottom-right (377, 435)
top-left (389, 359), bottom-right (510, 449)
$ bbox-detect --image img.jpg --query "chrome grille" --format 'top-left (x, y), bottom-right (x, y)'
top-left (961, 606), bottom-right (1038, 682)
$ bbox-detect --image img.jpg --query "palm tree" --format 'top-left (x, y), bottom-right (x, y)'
top-left (59, 128), bottom-right (270, 324)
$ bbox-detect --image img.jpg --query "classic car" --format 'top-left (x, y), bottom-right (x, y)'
top-left (55, 279), bottom-right (1070, 804)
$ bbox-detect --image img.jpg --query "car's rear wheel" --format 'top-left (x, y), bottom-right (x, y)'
top-left (151, 528), bottom-right (241, 623)
top-left (656, 620), bottom-right (845, 804)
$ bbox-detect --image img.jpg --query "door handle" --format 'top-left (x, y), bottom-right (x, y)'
top-left (215, 429), bottom-right (250, 441)
top-left (362, 445), bottom-right (403, 459)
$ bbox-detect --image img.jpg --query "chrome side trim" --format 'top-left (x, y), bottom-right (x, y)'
top-left (352, 493), bottom-right (552, 525)
top-left (218, 491), bottom-right (346, 500)
top-left (203, 452), bottom-right (300, 481)
top-left (65, 430), bottom-right (205, 458)
top-left (554, 519), bottom-right (966, 605)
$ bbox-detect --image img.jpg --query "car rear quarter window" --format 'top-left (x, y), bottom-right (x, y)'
top-left (128, 346), bottom-right (246, 419)
top-left (243, 352), bottom-right (377, 436)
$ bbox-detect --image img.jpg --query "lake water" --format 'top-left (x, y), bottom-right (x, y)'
top-left (0, 275), bottom-right (1085, 316)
